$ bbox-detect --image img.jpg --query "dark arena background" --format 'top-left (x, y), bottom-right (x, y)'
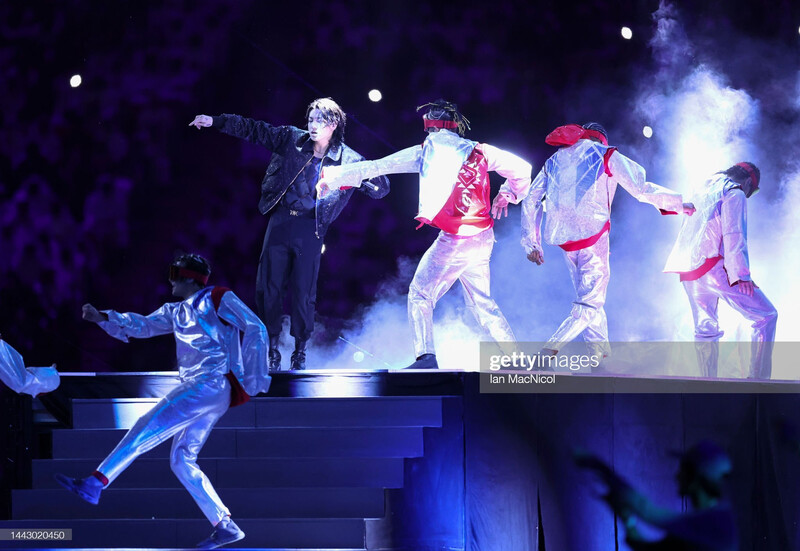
top-left (2, 1), bottom-right (800, 550)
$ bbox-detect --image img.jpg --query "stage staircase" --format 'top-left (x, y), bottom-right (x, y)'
top-left (4, 392), bottom-right (445, 549)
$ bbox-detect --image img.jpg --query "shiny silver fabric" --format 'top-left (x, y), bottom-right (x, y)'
top-left (317, 132), bottom-right (471, 225)
top-left (319, 130), bottom-right (529, 358)
top-left (319, 131), bottom-right (532, 233)
top-left (417, 131), bottom-right (477, 223)
top-left (0, 339), bottom-right (60, 395)
top-left (666, 176), bottom-right (777, 378)
top-left (97, 373), bottom-right (231, 522)
top-left (664, 175), bottom-right (750, 283)
top-left (409, 227), bottom-right (515, 357)
top-left (318, 145), bottom-right (421, 192)
top-left (683, 260), bottom-right (777, 379)
top-left (520, 140), bottom-right (683, 253)
top-left (546, 232), bottom-right (612, 357)
top-left (95, 287), bottom-right (268, 524)
top-left (100, 288), bottom-right (269, 395)
top-left (519, 139), bottom-right (682, 356)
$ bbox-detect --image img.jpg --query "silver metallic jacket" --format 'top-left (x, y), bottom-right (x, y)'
top-left (663, 175), bottom-right (750, 284)
top-left (100, 287), bottom-right (269, 395)
top-left (517, 140), bottom-right (684, 253)
top-left (0, 338), bottom-right (60, 395)
top-left (320, 130), bottom-right (531, 233)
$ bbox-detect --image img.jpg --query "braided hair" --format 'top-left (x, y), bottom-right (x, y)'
top-left (720, 162), bottom-right (760, 187)
top-left (416, 99), bottom-right (471, 137)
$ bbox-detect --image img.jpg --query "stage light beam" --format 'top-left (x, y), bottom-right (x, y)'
top-left (70, 74), bottom-right (82, 88)
top-left (368, 89), bottom-right (382, 102)
top-left (643, 125), bottom-right (653, 138)
top-left (621, 27), bottom-right (633, 40)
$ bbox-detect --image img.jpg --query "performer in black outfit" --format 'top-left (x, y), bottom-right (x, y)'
top-left (190, 98), bottom-right (389, 371)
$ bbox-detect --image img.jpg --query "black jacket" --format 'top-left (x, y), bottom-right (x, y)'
top-left (212, 114), bottom-right (390, 237)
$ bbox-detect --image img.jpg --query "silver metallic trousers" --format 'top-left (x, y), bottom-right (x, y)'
top-left (683, 260), bottom-right (777, 379)
top-left (408, 227), bottom-right (515, 357)
top-left (97, 374), bottom-right (231, 523)
top-left (547, 232), bottom-right (611, 358)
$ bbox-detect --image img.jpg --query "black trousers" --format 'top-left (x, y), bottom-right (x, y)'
top-left (255, 209), bottom-right (322, 341)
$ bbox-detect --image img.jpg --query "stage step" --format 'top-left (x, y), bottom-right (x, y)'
top-left (13, 487), bottom-right (384, 520)
top-left (9, 394), bottom-right (446, 549)
top-left (51, 426), bottom-right (425, 459)
top-left (0, 518), bottom-right (366, 549)
top-left (72, 396), bottom-right (443, 429)
top-left (32, 457), bottom-right (405, 489)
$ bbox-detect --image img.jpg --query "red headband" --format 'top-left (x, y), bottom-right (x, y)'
top-left (545, 124), bottom-right (609, 147)
top-left (735, 162), bottom-right (759, 187)
top-left (170, 266), bottom-right (209, 285)
top-left (423, 118), bottom-right (459, 131)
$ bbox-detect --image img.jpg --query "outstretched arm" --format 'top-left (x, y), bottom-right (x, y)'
top-left (189, 113), bottom-right (292, 151)
top-left (317, 145), bottom-right (422, 198)
top-left (84, 303), bottom-right (175, 343)
top-left (610, 152), bottom-right (686, 215)
top-left (216, 292), bottom-right (269, 395)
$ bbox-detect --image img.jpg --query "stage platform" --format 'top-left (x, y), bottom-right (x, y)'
top-left (2, 371), bottom-right (800, 550)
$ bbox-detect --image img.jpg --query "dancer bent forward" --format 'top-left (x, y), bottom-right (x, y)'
top-left (663, 162), bottom-right (777, 379)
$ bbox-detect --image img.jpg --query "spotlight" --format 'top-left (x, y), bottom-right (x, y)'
top-left (368, 89), bottom-right (382, 102)
top-left (69, 74), bottom-right (82, 88)
top-left (353, 351), bottom-right (365, 362)
top-left (621, 27), bottom-right (633, 40)
top-left (321, 244), bottom-right (326, 254)
top-left (642, 126), bottom-right (653, 138)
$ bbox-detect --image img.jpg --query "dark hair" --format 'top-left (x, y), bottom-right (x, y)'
top-left (582, 122), bottom-right (608, 142)
top-left (171, 253), bottom-right (211, 283)
top-left (306, 97), bottom-right (346, 148)
top-left (721, 162), bottom-right (760, 186)
top-left (416, 99), bottom-right (471, 136)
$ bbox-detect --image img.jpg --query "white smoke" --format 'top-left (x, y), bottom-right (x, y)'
top-left (303, 1), bottom-right (799, 378)
top-left (306, 255), bottom-right (485, 371)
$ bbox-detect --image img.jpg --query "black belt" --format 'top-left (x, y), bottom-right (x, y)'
top-left (277, 206), bottom-right (314, 219)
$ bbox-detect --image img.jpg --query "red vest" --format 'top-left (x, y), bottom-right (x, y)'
top-left (420, 144), bottom-right (495, 235)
